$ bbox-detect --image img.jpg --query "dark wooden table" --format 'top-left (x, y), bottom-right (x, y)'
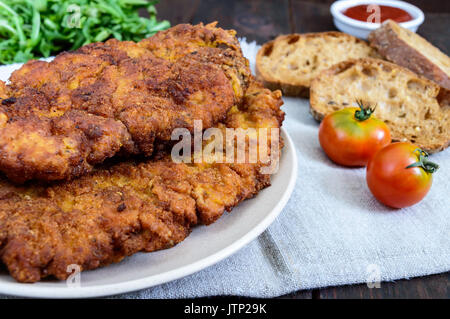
top-left (155, 0), bottom-right (449, 299)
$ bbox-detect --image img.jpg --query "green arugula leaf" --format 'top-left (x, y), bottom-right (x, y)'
top-left (0, 0), bottom-right (170, 64)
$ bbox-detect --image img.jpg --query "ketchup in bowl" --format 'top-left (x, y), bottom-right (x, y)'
top-left (343, 4), bottom-right (413, 23)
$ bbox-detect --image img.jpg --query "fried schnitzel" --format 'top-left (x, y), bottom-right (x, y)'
top-left (0, 80), bottom-right (284, 283)
top-left (0, 23), bottom-right (251, 183)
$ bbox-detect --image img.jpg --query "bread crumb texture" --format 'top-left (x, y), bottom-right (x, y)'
top-left (310, 58), bottom-right (450, 153)
top-left (256, 32), bottom-right (379, 96)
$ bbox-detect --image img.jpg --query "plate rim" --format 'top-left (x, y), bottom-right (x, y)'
top-left (0, 128), bottom-right (297, 298)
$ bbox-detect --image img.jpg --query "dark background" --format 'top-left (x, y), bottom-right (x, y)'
top-left (153, 0), bottom-right (450, 299)
top-left (155, 0), bottom-right (449, 53)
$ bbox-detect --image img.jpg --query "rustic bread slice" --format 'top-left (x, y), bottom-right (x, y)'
top-left (255, 32), bottom-right (379, 97)
top-left (310, 58), bottom-right (450, 153)
top-left (369, 20), bottom-right (450, 90)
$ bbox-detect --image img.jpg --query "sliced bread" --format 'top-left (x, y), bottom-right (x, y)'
top-left (255, 32), bottom-right (379, 97)
top-left (369, 20), bottom-right (450, 90)
top-left (310, 58), bottom-right (450, 153)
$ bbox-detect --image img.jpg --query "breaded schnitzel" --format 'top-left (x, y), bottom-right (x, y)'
top-left (0, 23), bottom-right (251, 183)
top-left (0, 80), bottom-right (284, 283)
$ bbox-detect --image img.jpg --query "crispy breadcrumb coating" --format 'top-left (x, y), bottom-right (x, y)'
top-left (0, 23), bottom-right (251, 183)
top-left (0, 81), bottom-right (284, 283)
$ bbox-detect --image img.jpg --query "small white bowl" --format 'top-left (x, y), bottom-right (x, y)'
top-left (330, 0), bottom-right (424, 39)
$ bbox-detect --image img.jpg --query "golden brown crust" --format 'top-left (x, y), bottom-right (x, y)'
top-left (255, 64), bottom-right (310, 97)
top-left (369, 20), bottom-right (450, 90)
top-left (0, 23), bottom-right (251, 184)
top-left (0, 80), bottom-right (285, 283)
top-left (139, 22), bottom-right (243, 60)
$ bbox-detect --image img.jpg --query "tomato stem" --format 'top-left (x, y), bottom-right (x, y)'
top-left (354, 100), bottom-right (376, 121)
top-left (406, 148), bottom-right (439, 174)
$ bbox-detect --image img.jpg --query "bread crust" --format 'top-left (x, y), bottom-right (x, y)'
top-left (369, 20), bottom-right (450, 90)
top-left (255, 64), bottom-right (310, 97)
top-left (256, 32), bottom-right (377, 97)
top-left (255, 37), bottom-right (309, 97)
top-left (310, 58), bottom-right (449, 153)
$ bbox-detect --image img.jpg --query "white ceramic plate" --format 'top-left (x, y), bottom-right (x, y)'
top-left (0, 76), bottom-right (297, 298)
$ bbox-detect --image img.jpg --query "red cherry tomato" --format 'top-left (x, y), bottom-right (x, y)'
top-left (366, 143), bottom-right (439, 208)
top-left (318, 101), bottom-right (391, 166)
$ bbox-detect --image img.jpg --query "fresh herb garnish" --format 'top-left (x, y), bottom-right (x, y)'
top-left (0, 0), bottom-right (170, 64)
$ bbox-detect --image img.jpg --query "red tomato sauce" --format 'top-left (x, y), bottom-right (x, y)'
top-left (343, 4), bottom-right (413, 23)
